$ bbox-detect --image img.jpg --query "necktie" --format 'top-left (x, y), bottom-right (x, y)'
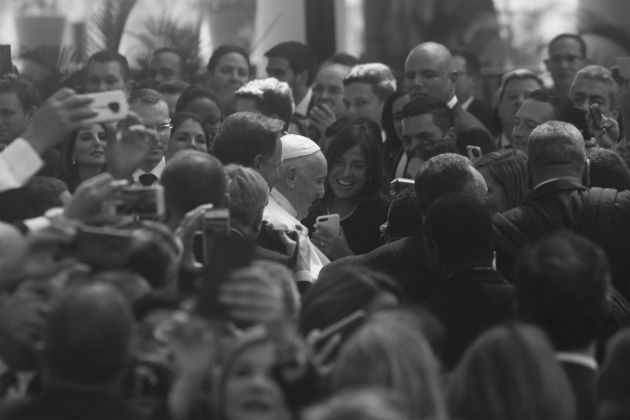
top-left (139, 173), bottom-right (158, 186)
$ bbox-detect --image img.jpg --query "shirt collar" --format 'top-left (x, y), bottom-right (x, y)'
top-left (447, 95), bottom-right (458, 110)
top-left (460, 96), bottom-right (474, 110)
top-left (533, 176), bottom-right (581, 191)
top-left (556, 352), bottom-right (598, 370)
top-left (294, 88), bottom-right (313, 117)
top-left (270, 188), bottom-right (299, 219)
top-left (133, 156), bottom-right (166, 182)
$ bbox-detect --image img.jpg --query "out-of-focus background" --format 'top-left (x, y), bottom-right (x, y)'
top-left (1, 0), bottom-right (628, 100)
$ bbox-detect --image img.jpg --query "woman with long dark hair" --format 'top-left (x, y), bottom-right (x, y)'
top-left (304, 117), bottom-right (389, 259)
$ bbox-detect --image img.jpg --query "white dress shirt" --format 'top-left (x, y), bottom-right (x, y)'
top-left (133, 157), bottom-right (166, 184)
top-left (263, 188), bottom-right (329, 279)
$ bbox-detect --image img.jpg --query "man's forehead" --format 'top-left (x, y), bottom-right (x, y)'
top-left (549, 37), bottom-right (583, 56)
top-left (87, 60), bottom-right (124, 77)
top-left (402, 113), bottom-right (436, 131)
top-left (407, 48), bottom-right (451, 72)
top-left (317, 64), bottom-right (350, 83)
top-left (130, 101), bottom-right (169, 122)
top-left (0, 91), bottom-right (22, 108)
top-left (571, 78), bottom-right (611, 96)
top-left (518, 99), bottom-right (554, 122)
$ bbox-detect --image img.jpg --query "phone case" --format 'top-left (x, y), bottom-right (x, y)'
top-left (80, 90), bottom-right (129, 125)
top-left (316, 214), bottom-right (340, 236)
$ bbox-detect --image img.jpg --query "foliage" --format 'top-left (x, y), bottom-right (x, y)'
top-left (85, 0), bottom-right (137, 57)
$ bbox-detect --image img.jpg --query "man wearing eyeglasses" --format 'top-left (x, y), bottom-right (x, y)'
top-left (129, 89), bottom-right (171, 185)
top-left (544, 34), bottom-right (587, 96)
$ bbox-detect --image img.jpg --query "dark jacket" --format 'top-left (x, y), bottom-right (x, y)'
top-left (493, 179), bottom-right (630, 300)
top-left (422, 267), bottom-right (515, 369)
top-left (0, 384), bottom-right (145, 420)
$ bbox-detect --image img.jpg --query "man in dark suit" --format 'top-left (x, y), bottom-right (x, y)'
top-left (452, 50), bottom-right (498, 135)
top-left (515, 231), bottom-right (610, 420)
top-left (493, 121), bottom-right (630, 300)
top-left (0, 283), bottom-right (143, 420)
top-left (404, 42), bottom-right (495, 153)
top-left (326, 153), bottom-right (488, 303)
top-left (421, 192), bottom-right (515, 370)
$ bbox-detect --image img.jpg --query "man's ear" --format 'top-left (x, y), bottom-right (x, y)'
top-left (296, 70), bottom-right (309, 88)
top-left (285, 166), bottom-right (297, 189)
top-left (423, 235), bottom-right (440, 266)
top-left (253, 154), bottom-right (264, 171)
top-left (444, 126), bottom-right (456, 142)
top-left (25, 106), bottom-right (37, 123)
top-left (124, 80), bottom-right (134, 98)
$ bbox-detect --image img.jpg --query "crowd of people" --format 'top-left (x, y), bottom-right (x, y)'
top-left (0, 31), bottom-right (628, 420)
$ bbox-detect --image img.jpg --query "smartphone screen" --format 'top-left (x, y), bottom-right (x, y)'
top-left (589, 104), bottom-right (604, 130)
top-left (0, 45), bottom-right (13, 76)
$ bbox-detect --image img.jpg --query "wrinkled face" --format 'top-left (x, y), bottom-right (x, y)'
top-left (85, 60), bottom-right (128, 94)
top-left (328, 145), bottom-right (368, 202)
top-left (478, 167), bottom-right (509, 213)
top-left (149, 51), bottom-right (184, 88)
top-left (257, 135), bottom-right (283, 189)
top-left (497, 78), bottom-right (543, 132)
top-left (391, 94), bottom-right (410, 140)
top-left (131, 100), bottom-right (171, 166)
top-left (512, 99), bottom-right (555, 153)
top-left (453, 55), bottom-right (475, 101)
top-left (208, 53), bottom-right (250, 99)
top-left (546, 37), bottom-right (586, 93)
top-left (266, 57), bottom-right (296, 90)
top-left (0, 279), bottom-right (58, 349)
top-left (570, 77), bottom-right (616, 117)
top-left (167, 118), bottom-right (207, 158)
top-left (343, 82), bottom-right (384, 125)
top-left (405, 49), bottom-right (454, 102)
top-left (312, 64), bottom-right (350, 118)
top-left (73, 124), bottom-right (107, 166)
top-left (401, 113), bottom-right (448, 156)
top-left (0, 92), bottom-right (30, 145)
top-left (224, 341), bottom-right (290, 420)
top-left (290, 152), bottom-right (327, 219)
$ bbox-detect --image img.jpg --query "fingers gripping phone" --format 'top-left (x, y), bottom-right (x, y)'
top-left (104, 185), bottom-right (166, 219)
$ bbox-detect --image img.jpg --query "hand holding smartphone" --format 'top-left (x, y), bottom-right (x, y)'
top-left (78, 90), bottom-right (129, 126)
top-left (315, 214), bottom-right (340, 236)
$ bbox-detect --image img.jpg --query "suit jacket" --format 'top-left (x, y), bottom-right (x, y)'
top-left (451, 103), bottom-right (497, 154)
top-left (493, 179), bottom-right (630, 300)
top-left (330, 231), bottom-right (440, 303)
top-left (36, 148), bottom-right (60, 178)
top-left (467, 98), bottom-right (500, 136)
top-left (561, 360), bottom-right (597, 420)
top-left (0, 385), bottom-right (144, 420)
top-left (421, 267), bottom-right (515, 369)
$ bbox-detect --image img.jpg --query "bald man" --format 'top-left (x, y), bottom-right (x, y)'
top-left (404, 42), bottom-right (494, 151)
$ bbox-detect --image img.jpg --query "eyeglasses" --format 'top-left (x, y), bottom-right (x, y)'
top-left (146, 123), bottom-right (172, 135)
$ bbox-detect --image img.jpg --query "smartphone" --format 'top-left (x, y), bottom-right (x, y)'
top-left (315, 214), bottom-right (340, 236)
top-left (196, 233), bottom-right (254, 321)
top-left (105, 185), bottom-right (165, 219)
top-left (466, 145), bottom-right (483, 163)
top-left (311, 310), bottom-right (366, 355)
top-left (0, 45), bottom-right (12, 76)
top-left (79, 90), bottom-right (129, 125)
top-left (589, 103), bottom-right (604, 130)
top-left (71, 225), bottom-right (134, 269)
top-left (617, 57), bottom-right (630, 79)
top-left (389, 178), bottom-right (414, 196)
top-left (194, 205), bottom-right (231, 265)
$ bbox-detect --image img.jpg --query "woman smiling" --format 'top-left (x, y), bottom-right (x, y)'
top-left (304, 117), bottom-right (389, 259)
